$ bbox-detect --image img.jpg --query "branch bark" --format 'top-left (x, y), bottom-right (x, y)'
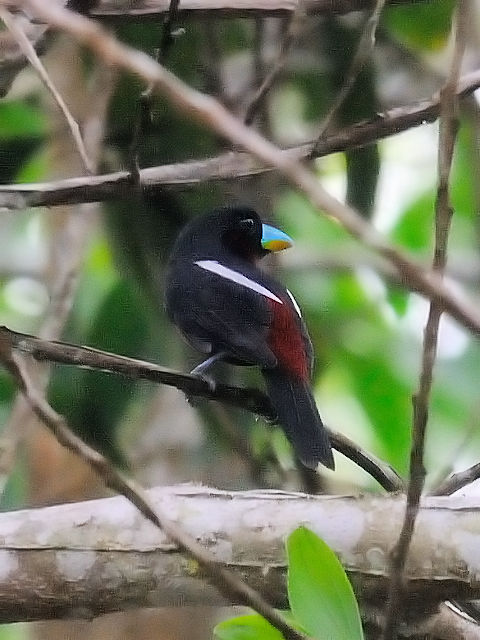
top-left (1, 487), bottom-right (480, 623)
top-left (2, 68), bottom-right (480, 209)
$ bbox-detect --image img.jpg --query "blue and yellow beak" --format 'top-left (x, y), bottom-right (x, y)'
top-left (261, 223), bottom-right (293, 252)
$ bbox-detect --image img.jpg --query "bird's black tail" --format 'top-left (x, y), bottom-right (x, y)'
top-left (263, 369), bottom-right (334, 470)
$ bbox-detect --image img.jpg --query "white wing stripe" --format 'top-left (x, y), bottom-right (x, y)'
top-left (194, 260), bottom-right (283, 305)
top-left (286, 288), bottom-right (302, 317)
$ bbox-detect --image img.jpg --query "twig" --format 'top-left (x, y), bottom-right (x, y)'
top-left (244, 7), bottom-right (305, 125)
top-left (311, 0), bottom-right (386, 148)
top-left (129, 0), bottom-right (181, 180)
top-left (0, 56), bottom-right (114, 496)
top-left (429, 411), bottom-right (478, 491)
top-left (6, 0), bottom-right (480, 346)
top-left (381, 3), bottom-right (468, 638)
top-left (431, 463), bottom-right (480, 497)
top-left (0, 325), bottom-right (404, 492)
top-left (0, 7), bottom-right (93, 173)
top-left (2, 69), bottom-right (480, 208)
top-left (0, 331), bottom-right (310, 640)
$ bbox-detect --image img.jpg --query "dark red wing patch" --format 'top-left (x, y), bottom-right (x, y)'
top-left (267, 298), bottom-right (309, 381)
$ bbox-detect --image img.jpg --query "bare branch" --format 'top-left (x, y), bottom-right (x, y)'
top-left (382, 3), bottom-right (468, 637)
top-left (1, 488), bottom-right (480, 624)
top-left (0, 325), bottom-right (404, 492)
top-left (431, 463), bottom-right (480, 497)
top-left (0, 54), bottom-right (115, 496)
top-left (3, 69), bottom-right (480, 210)
top-left (0, 7), bottom-right (93, 172)
top-left (244, 6), bottom-right (305, 125)
top-left (312, 0), bottom-right (386, 146)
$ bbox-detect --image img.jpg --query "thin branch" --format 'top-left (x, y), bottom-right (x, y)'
top-left (3, 69), bottom-right (480, 209)
top-left (244, 7), bottom-right (305, 125)
top-left (5, 0), bottom-right (480, 348)
top-left (381, 3), bottom-right (468, 638)
top-left (0, 7), bottom-right (93, 173)
top-left (88, 0), bottom-right (433, 20)
top-left (312, 0), bottom-right (386, 147)
top-left (431, 463), bottom-right (480, 497)
top-left (429, 409), bottom-right (478, 491)
top-left (0, 325), bottom-right (404, 492)
top-left (0, 57), bottom-right (115, 496)
top-left (129, 0), bottom-right (181, 180)
top-left (0, 331), bottom-right (310, 640)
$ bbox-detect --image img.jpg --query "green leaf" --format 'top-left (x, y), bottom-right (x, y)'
top-left (287, 527), bottom-right (364, 640)
top-left (214, 614), bottom-right (286, 640)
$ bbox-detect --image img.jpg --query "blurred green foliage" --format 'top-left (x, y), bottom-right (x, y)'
top-left (385, 0), bottom-right (455, 50)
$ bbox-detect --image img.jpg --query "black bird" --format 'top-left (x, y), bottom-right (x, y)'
top-left (165, 206), bottom-right (334, 471)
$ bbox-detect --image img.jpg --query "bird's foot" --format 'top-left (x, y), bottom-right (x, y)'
top-left (186, 370), bottom-right (217, 407)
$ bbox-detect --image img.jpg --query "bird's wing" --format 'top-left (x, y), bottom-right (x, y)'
top-left (166, 260), bottom-right (278, 369)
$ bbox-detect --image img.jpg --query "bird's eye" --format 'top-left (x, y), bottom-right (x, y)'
top-left (240, 218), bottom-right (255, 231)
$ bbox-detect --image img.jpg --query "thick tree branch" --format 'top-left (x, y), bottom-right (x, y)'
top-left (2, 68), bottom-right (480, 209)
top-left (0, 325), bottom-right (404, 492)
top-left (0, 488), bottom-right (480, 624)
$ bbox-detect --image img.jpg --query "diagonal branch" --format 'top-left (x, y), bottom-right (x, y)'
top-left (381, 2), bottom-right (468, 637)
top-left (431, 462), bottom-right (480, 497)
top-left (312, 0), bottom-right (386, 146)
top-left (0, 328), bottom-right (310, 640)
top-left (244, 5), bottom-right (305, 125)
top-left (3, 69), bottom-right (480, 210)
top-left (0, 325), bottom-right (404, 491)
top-left (0, 7), bottom-right (93, 173)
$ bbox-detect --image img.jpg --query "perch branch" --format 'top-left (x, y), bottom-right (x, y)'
top-left (0, 325), bottom-right (404, 492)
top-left (88, 0), bottom-right (434, 19)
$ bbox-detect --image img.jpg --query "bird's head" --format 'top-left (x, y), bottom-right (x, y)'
top-left (178, 206), bottom-right (293, 262)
